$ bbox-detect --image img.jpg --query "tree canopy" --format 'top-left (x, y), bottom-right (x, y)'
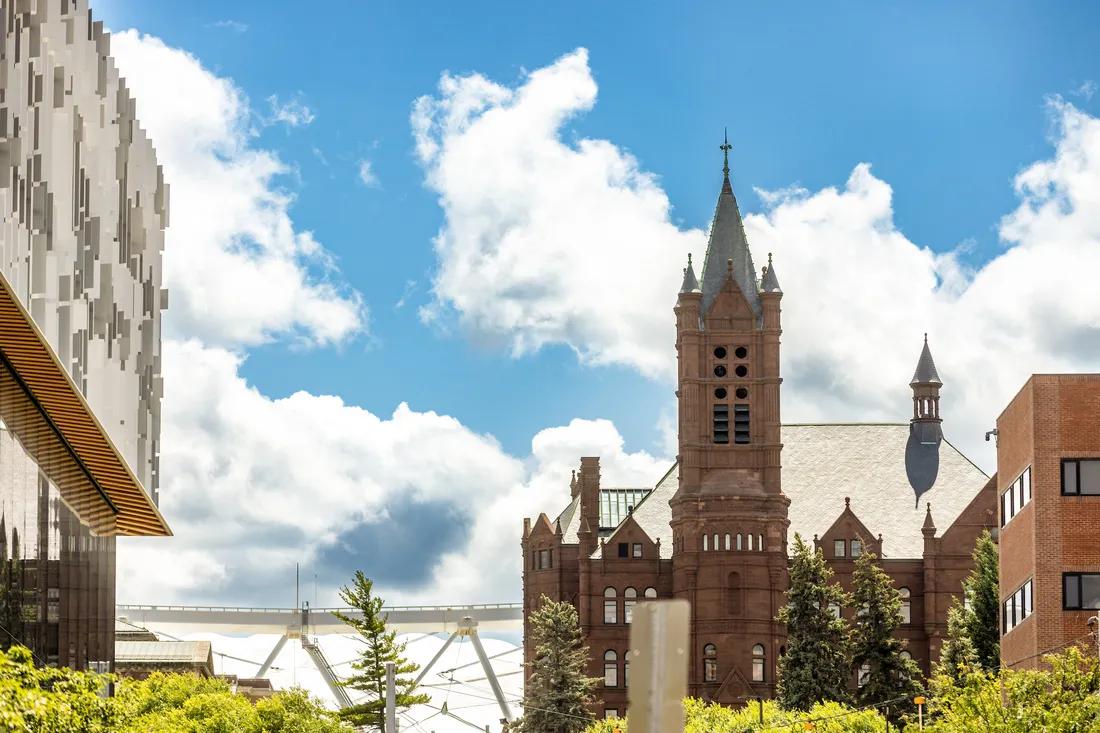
top-left (332, 570), bottom-right (430, 731)
top-left (776, 533), bottom-right (853, 711)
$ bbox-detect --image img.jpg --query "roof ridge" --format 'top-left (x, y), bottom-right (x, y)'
top-left (782, 422), bottom-right (909, 427)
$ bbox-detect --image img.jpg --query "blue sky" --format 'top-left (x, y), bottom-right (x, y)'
top-left (102, 0), bottom-right (1100, 609)
top-left (103, 0), bottom-right (1099, 458)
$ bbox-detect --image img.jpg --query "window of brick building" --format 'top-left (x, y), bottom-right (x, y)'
top-left (624, 661), bottom-right (630, 688)
top-left (725, 534), bottom-right (731, 551)
top-left (1063, 459), bottom-right (1100, 496)
top-left (624, 588), bottom-right (637, 624)
top-left (703, 534), bottom-right (709, 551)
top-left (900, 650), bottom-right (912, 661)
top-left (734, 405), bottom-right (750, 444)
top-left (1002, 467), bottom-right (1033, 525)
top-left (899, 587), bottom-right (911, 624)
top-left (618, 543), bottom-right (629, 558)
top-left (703, 644), bottom-right (717, 683)
top-left (858, 663), bottom-right (870, 687)
top-left (713, 404), bottom-right (729, 444)
top-left (1064, 573), bottom-right (1100, 610)
top-left (758, 534), bottom-right (764, 551)
top-left (538, 549), bottom-right (552, 569)
top-left (604, 650), bottom-right (618, 687)
top-left (604, 710), bottom-right (619, 720)
top-left (851, 539), bottom-right (862, 558)
top-left (828, 602), bottom-right (842, 619)
top-left (747, 534), bottom-right (754, 551)
top-left (1003, 579), bottom-right (1034, 634)
top-left (632, 543), bottom-right (643, 558)
top-left (644, 587), bottom-right (657, 599)
top-left (604, 587), bottom-right (618, 624)
top-left (736, 533), bottom-right (743, 550)
top-left (834, 539), bottom-right (846, 558)
top-left (713, 533), bottom-right (720, 551)
top-left (752, 645), bottom-right (766, 682)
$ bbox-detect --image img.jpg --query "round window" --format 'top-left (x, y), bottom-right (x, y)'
top-left (715, 387), bottom-right (727, 399)
top-left (735, 365), bottom-right (748, 378)
top-left (735, 387), bottom-right (748, 399)
top-left (714, 365), bottom-right (727, 377)
top-left (734, 346), bottom-right (748, 359)
top-left (714, 346), bottom-right (727, 360)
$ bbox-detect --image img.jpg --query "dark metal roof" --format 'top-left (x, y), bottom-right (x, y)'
top-left (761, 253), bottom-right (781, 293)
top-left (680, 254), bottom-right (700, 293)
top-left (910, 335), bottom-right (942, 385)
top-left (699, 167), bottom-right (761, 321)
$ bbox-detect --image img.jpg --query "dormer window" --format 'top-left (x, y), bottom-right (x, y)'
top-left (851, 539), bottom-right (862, 558)
top-left (632, 543), bottom-right (643, 558)
top-left (618, 543), bottom-right (629, 558)
top-left (834, 540), bottom-right (846, 558)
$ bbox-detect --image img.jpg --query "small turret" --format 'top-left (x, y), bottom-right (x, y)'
top-left (680, 253), bottom-right (700, 293)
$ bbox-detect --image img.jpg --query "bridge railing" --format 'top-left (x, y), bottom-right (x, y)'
top-left (116, 603), bottom-right (523, 614)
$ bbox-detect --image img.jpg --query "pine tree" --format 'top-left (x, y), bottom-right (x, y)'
top-left (936, 598), bottom-right (979, 681)
top-left (963, 530), bottom-right (1000, 673)
top-left (776, 534), bottom-right (852, 711)
top-left (849, 550), bottom-right (923, 718)
top-left (331, 572), bottom-right (430, 731)
top-left (517, 596), bottom-right (599, 733)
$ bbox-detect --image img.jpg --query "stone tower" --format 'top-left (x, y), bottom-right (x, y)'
top-left (670, 136), bottom-right (790, 703)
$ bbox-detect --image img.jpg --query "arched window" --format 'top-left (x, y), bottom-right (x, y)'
top-left (703, 534), bottom-right (709, 552)
top-left (747, 534), bottom-right (754, 551)
top-left (703, 644), bottom-right (717, 683)
top-left (624, 587), bottom-right (638, 624)
top-left (713, 533), bottom-right (719, 550)
top-left (604, 650), bottom-right (618, 687)
top-left (725, 533), bottom-right (731, 551)
top-left (900, 650), bottom-right (912, 661)
top-left (899, 587), bottom-right (911, 624)
top-left (758, 534), bottom-right (764, 551)
top-left (727, 571), bottom-right (742, 615)
top-left (752, 644), bottom-right (765, 682)
top-left (644, 587), bottom-right (657, 599)
top-left (604, 587), bottom-right (618, 624)
top-left (736, 533), bottom-right (743, 550)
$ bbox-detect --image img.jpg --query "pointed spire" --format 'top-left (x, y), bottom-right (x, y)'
top-left (579, 504), bottom-right (591, 536)
top-left (911, 333), bottom-right (942, 385)
top-left (700, 132), bottom-right (761, 320)
top-left (922, 502), bottom-right (937, 535)
top-left (761, 252), bottom-right (781, 293)
top-left (680, 253), bottom-right (700, 293)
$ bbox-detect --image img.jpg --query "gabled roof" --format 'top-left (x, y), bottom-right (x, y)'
top-left (559, 424), bottom-right (988, 562)
top-left (0, 270), bottom-right (170, 536)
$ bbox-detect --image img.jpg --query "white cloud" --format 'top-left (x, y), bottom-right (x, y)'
top-left (412, 48), bottom-right (703, 380)
top-left (118, 338), bottom-right (669, 607)
top-left (358, 158), bottom-right (379, 186)
top-left (412, 50), bottom-right (1100, 469)
top-left (264, 93), bottom-right (317, 129)
top-left (208, 20), bottom-right (248, 34)
top-left (110, 31), bottom-right (362, 349)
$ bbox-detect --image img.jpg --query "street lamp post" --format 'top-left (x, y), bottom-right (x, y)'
top-left (914, 697), bottom-right (925, 730)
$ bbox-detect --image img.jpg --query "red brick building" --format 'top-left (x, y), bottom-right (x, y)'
top-left (995, 375), bottom-right (1100, 670)
top-left (521, 152), bottom-right (997, 718)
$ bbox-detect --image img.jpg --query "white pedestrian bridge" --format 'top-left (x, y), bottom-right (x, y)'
top-left (115, 602), bottom-right (524, 635)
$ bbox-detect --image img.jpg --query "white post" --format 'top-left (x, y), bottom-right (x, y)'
top-left (627, 600), bottom-right (690, 733)
top-left (386, 662), bottom-right (397, 733)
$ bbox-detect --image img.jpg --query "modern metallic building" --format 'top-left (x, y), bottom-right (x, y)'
top-left (0, 0), bottom-right (170, 670)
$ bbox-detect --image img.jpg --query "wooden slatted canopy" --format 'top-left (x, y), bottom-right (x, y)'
top-left (0, 269), bottom-right (170, 537)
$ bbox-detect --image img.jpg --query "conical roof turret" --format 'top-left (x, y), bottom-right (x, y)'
top-left (911, 334), bottom-right (942, 385)
top-left (761, 253), bottom-right (781, 293)
top-left (680, 253), bottom-right (700, 293)
top-left (699, 130), bottom-right (761, 319)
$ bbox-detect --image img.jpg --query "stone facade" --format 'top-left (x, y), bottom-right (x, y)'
top-left (995, 375), bottom-right (1100, 669)
top-left (522, 159), bottom-right (997, 718)
top-left (0, 0), bottom-right (167, 504)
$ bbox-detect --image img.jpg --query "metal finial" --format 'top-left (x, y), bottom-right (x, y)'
top-left (687, 253), bottom-right (692, 266)
top-left (768, 252), bottom-right (773, 265)
top-left (720, 128), bottom-right (732, 179)
top-left (924, 332), bottom-right (928, 344)
top-left (727, 258), bottom-right (734, 277)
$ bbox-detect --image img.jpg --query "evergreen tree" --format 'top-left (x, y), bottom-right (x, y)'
top-left (517, 596), bottom-right (599, 733)
top-left (962, 530), bottom-right (1000, 673)
top-left (332, 571), bottom-right (429, 731)
top-left (849, 549), bottom-right (923, 718)
top-left (776, 534), bottom-right (852, 711)
top-left (936, 598), bottom-right (979, 682)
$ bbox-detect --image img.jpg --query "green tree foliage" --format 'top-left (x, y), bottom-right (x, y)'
top-left (776, 534), bottom-right (852, 711)
top-left (935, 600), bottom-right (979, 682)
top-left (516, 595), bottom-right (599, 733)
top-left (0, 646), bottom-right (351, 732)
top-left (849, 549), bottom-right (923, 717)
top-left (926, 646), bottom-right (1100, 733)
top-left (332, 570), bottom-right (429, 731)
top-left (584, 698), bottom-right (886, 733)
top-left (962, 531), bottom-right (999, 673)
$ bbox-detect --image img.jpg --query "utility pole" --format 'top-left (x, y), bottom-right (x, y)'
top-left (295, 562), bottom-right (300, 610)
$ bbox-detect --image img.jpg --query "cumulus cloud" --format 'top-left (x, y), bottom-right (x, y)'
top-left (110, 31), bottom-right (362, 349)
top-left (118, 339), bottom-right (668, 606)
top-left (413, 50), bottom-right (1100, 469)
top-left (412, 48), bottom-right (704, 379)
top-left (357, 159), bottom-right (379, 186)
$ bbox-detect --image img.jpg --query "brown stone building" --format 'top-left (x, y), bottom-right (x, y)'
top-left (995, 375), bottom-right (1100, 670)
top-left (521, 151), bottom-right (997, 718)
